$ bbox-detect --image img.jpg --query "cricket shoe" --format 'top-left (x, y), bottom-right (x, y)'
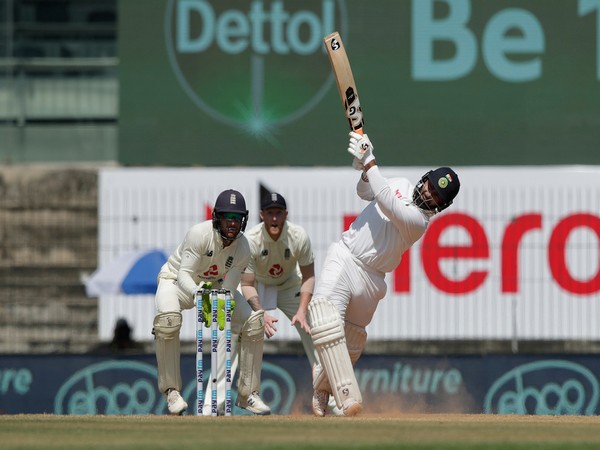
top-left (311, 389), bottom-right (330, 417)
top-left (341, 398), bottom-right (362, 417)
top-left (236, 391), bottom-right (271, 415)
top-left (166, 389), bottom-right (187, 415)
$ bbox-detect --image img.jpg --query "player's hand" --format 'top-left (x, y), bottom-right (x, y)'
top-left (291, 310), bottom-right (311, 335)
top-left (263, 312), bottom-right (279, 338)
top-left (347, 131), bottom-right (375, 164)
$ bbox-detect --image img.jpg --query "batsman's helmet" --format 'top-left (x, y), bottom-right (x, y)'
top-left (413, 167), bottom-right (460, 213)
top-left (212, 189), bottom-right (248, 240)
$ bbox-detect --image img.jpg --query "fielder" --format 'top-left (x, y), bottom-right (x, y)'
top-left (204, 192), bottom-right (318, 415)
top-left (152, 189), bottom-right (251, 415)
top-left (308, 132), bottom-right (461, 416)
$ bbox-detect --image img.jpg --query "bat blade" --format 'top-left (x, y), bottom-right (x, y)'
top-left (324, 31), bottom-right (364, 135)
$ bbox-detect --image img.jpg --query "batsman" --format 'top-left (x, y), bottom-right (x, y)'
top-left (308, 132), bottom-right (461, 416)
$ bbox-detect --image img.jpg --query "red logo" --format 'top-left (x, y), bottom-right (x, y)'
top-left (269, 264), bottom-right (283, 278)
top-left (203, 265), bottom-right (219, 277)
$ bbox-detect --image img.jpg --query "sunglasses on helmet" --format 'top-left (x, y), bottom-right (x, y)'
top-left (219, 212), bottom-right (244, 222)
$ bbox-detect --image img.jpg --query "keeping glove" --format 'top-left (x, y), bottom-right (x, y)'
top-left (202, 292), bottom-right (236, 331)
top-left (347, 131), bottom-right (375, 165)
top-left (201, 290), bottom-right (212, 325)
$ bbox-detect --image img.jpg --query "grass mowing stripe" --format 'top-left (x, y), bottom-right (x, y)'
top-left (2, 414), bottom-right (600, 450)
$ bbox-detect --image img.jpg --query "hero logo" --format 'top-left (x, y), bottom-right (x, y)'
top-left (165, 0), bottom-right (348, 134)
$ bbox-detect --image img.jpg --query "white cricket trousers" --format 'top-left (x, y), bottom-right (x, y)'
top-left (314, 241), bottom-right (387, 328)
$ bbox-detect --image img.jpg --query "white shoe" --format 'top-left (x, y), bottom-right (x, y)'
top-left (236, 391), bottom-right (271, 415)
top-left (312, 390), bottom-right (329, 417)
top-left (166, 389), bottom-right (187, 415)
top-left (342, 398), bottom-right (362, 417)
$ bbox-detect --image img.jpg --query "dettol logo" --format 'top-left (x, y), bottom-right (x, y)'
top-left (165, 0), bottom-right (347, 133)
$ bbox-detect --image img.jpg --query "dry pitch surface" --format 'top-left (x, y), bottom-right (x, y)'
top-left (2, 413), bottom-right (600, 449)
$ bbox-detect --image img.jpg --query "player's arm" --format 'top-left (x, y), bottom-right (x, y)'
top-left (349, 132), bottom-right (426, 233)
top-left (241, 271), bottom-right (262, 311)
top-left (241, 271), bottom-right (279, 338)
top-left (177, 229), bottom-right (206, 297)
top-left (290, 262), bottom-right (315, 334)
top-left (347, 131), bottom-right (376, 200)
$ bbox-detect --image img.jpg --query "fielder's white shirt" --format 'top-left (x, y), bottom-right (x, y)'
top-left (244, 221), bottom-right (314, 291)
top-left (159, 220), bottom-right (251, 298)
top-left (341, 166), bottom-right (431, 274)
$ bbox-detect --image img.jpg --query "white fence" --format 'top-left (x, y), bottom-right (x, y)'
top-left (96, 166), bottom-right (600, 343)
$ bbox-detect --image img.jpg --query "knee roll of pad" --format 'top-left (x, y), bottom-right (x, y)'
top-left (153, 312), bottom-right (182, 339)
top-left (309, 297), bottom-right (344, 346)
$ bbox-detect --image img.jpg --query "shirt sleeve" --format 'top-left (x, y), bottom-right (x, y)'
top-left (356, 175), bottom-right (374, 201)
top-left (296, 228), bottom-right (315, 267)
top-left (365, 165), bottom-right (427, 240)
top-left (177, 228), bottom-right (205, 297)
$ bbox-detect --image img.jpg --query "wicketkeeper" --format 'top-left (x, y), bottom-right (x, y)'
top-left (152, 189), bottom-right (251, 415)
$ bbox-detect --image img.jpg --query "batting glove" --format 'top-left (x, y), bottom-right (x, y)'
top-left (347, 131), bottom-right (375, 164)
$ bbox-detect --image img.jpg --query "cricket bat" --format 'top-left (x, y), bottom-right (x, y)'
top-left (323, 31), bottom-right (364, 135)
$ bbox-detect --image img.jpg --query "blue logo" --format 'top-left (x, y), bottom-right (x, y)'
top-left (484, 360), bottom-right (599, 415)
top-left (55, 361), bottom-right (161, 415)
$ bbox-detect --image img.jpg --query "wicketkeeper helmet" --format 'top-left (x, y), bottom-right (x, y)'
top-left (212, 189), bottom-right (248, 240)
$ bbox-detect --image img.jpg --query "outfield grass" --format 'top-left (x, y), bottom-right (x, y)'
top-left (2, 414), bottom-right (600, 449)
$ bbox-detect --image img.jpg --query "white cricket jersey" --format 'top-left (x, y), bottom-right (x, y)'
top-left (341, 166), bottom-right (431, 274)
top-left (159, 220), bottom-right (251, 298)
top-left (244, 221), bottom-right (314, 291)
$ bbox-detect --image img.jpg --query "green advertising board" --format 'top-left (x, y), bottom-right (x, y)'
top-left (119, 0), bottom-right (600, 166)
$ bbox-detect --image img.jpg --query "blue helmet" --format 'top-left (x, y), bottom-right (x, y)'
top-left (413, 167), bottom-right (460, 212)
top-left (212, 189), bottom-right (248, 240)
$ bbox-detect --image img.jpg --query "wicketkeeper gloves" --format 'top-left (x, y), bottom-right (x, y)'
top-left (201, 289), bottom-right (236, 331)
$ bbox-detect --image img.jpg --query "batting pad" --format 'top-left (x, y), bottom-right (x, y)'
top-left (153, 312), bottom-right (182, 393)
top-left (309, 297), bottom-right (362, 409)
top-left (237, 310), bottom-right (265, 399)
top-left (345, 322), bottom-right (367, 365)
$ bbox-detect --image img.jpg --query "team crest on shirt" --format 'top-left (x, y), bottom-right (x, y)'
top-left (269, 264), bottom-right (284, 277)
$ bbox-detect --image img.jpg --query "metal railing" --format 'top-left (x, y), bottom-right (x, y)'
top-left (0, 57), bottom-right (118, 124)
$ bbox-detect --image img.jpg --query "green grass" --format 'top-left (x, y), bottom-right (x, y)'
top-left (2, 414), bottom-right (600, 449)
